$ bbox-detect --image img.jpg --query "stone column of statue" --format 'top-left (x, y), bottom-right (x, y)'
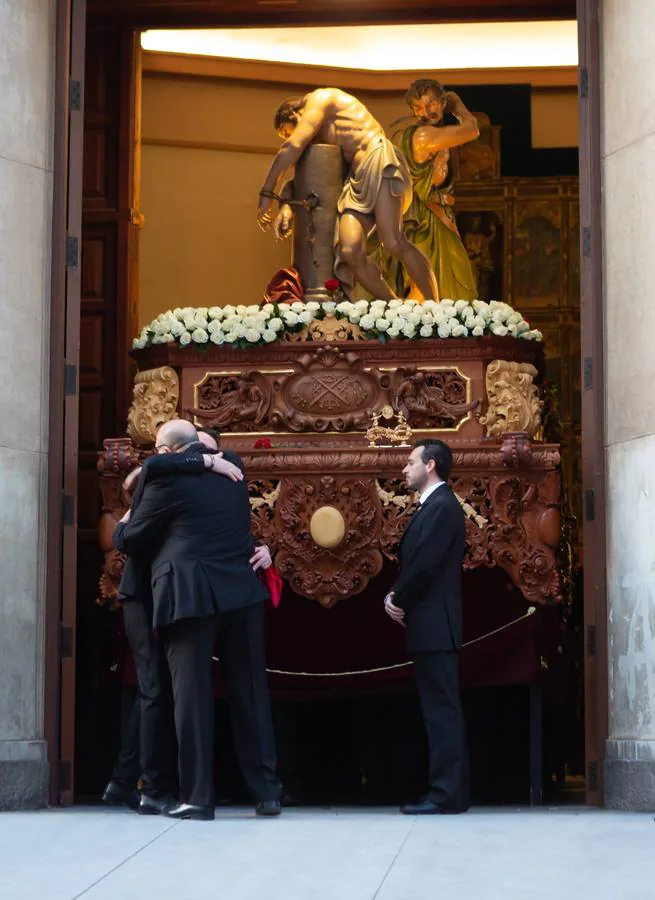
top-left (257, 88), bottom-right (439, 301)
top-left (287, 144), bottom-right (345, 302)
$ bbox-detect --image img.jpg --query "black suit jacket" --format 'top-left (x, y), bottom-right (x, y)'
top-left (114, 468), bottom-right (267, 628)
top-left (117, 446), bottom-right (208, 604)
top-left (394, 483), bottom-right (465, 654)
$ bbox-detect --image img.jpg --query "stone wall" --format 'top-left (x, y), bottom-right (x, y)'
top-left (602, 0), bottom-right (655, 810)
top-left (0, 0), bottom-right (56, 808)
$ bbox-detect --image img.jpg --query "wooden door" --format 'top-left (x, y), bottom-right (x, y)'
top-left (74, 22), bottom-right (141, 798)
top-left (577, 0), bottom-right (608, 805)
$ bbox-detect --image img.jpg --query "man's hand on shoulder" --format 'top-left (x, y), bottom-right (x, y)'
top-left (205, 452), bottom-right (244, 483)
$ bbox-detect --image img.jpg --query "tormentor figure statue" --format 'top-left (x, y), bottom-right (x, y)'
top-left (257, 88), bottom-right (439, 301)
top-left (383, 79), bottom-right (480, 301)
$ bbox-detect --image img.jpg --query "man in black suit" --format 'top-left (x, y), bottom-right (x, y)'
top-left (103, 438), bottom-right (244, 814)
top-left (114, 419), bottom-right (282, 821)
top-left (384, 438), bottom-right (469, 815)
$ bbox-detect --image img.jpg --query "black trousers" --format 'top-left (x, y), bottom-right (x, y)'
top-left (412, 651), bottom-right (469, 811)
top-left (164, 602), bottom-right (282, 809)
top-left (110, 686), bottom-right (140, 789)
top-left (120, 599), bottom-right (177, 796)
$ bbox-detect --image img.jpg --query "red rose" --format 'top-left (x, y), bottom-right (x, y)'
top-left (254, 438), bottom-right (272, 450)
top-left (324, 278), bottom-right (340, 293)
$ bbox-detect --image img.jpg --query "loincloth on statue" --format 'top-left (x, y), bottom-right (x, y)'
top-left (334, 137), bottom-right (412, 290)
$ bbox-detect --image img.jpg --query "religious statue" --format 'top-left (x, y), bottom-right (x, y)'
top-left (380, 78), bottom-right (479, 301)
top-left (257, 88), bottom-right (439, 301)
top-left (463, 214), bottom-right (497, 300)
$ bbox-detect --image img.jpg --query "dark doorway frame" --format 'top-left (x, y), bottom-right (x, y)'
top-left (45, 0), bottom-right (607, 805)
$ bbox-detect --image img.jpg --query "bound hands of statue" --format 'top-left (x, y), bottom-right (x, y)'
top-left (205, 452), bottom-right (244, 483)
top-left (273, 204), bottom-right (294, 241)
top-left (384, 592), bottom-right (405, 627)
top-left (257, 193), bottom-right (274, 231)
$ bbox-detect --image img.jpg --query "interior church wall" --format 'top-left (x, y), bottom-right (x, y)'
top-left (139, 68), bottom-right (578, 328)
top-left (0, 0), bottom-right (56, 810)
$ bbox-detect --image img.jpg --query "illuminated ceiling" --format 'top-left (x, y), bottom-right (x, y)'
top-left (141, 21), bottom-right (578, 71)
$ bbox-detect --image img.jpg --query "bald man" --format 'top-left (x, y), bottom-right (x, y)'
top-left (114, 420), bottom-right (282, 820)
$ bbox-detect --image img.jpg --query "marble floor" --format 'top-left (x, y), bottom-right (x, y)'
top-left (0, 806), bottom-right (652, 899)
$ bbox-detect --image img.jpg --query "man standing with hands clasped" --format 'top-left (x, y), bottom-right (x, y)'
top-left (385, 439), bottom-right (469, 815)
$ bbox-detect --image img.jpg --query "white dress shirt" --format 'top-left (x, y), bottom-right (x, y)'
top-left (419, 480), bottom-right (445, 506)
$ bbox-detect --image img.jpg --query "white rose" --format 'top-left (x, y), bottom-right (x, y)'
top-left (283, 311), bottom-right (299, 326)
top-left (472, 300), bottom-right (489, 314)
top-left (516, 321), bottom-right (530, 335)
top-left (370, 301), bottom-right (386, 314)
top-left (179, 331), bottom-right (192, 346)
top-left (261, 303), bottom-right (275, 315)
top-left (419, 324), bottom-right (433, 337)
top-left (223, 305), bottom-right (236, 316)
top-left (183, 316), bottom-right (196, 331)
top-left (355, 300), bottom-right (370, 313)
top-left (437, 323), bottom-right (453, 338)
top-left (208, 306), bottom-right (223, 319)
top-left (387, 325), bottom-right (401, 338)
top-left (323, 301), bottom-right (336, 314)
top-left (388, 299), bottom-right (403, 309)
top-left (245, 328), bottom-right (261, 343)
top-left (508, 323), bottom-right (519, 337)
top-left (402, 324), bottom-right (416, 339)
top-left (359, 314), bottom-right (376, 330)
top-left (299, 310), bottom-right (313, 324)
top-left (236, 305), bottom-right (247, 315)
top-left (291, 301), bottom-right (304, 312)
top-left (472, 325), bottom-right (484, 337)
top-left (490, 324), bottom-right (509, 337)
top-left (337, 301), bottom-right (354, 315)
top-left (306, 301), bottom-right (321, 312)
top-left (243, 316), bottom-right (259, 329)
top-left (452, 324), bottom-right (468, 338)
top-left (277, 303), bottom-right (291, 313)
top-left (232, 323), bottom-right (246, 338)
top-left (420, 313), bottom-right (434, 326)
top-left (268, 317), bottom-right (284, 332)
top-left (208, 319), bottom-right (222, 335)
top-left (133, 337), bottom-right (147, 350)
top-left (508, 312), bottom-right (522, 325)
top-left (262, 329), bottom-right (277, 343)
top-left (349, 313), bottom-right (361, 324)
top-left (210, 331), bottom-right (224, 345)
top-left (223, 331), bottom-right (238, 343)
top-left (385, 308), bottom-right (399, 321)
top-left (192, 328), bottom-right (209, 343)
top-left (406, 312), bottom-right (421, 326)
top-left (172, 307), bottom-right (184, 319)
top-left (422, 300), bottom-right (437, 311)
top-left (376, 318), bottom-right (390, 331)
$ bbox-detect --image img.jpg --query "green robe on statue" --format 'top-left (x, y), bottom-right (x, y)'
top-left (380, 126), bottom-right (478, 301)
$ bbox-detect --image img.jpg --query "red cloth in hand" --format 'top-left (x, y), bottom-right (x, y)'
top-left (260, 565), bottom-right (283, 608)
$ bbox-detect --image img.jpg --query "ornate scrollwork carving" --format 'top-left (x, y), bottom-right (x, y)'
top-left (284, 314), bottom-right (364, 343)
top-left (249, 479), bottom-right (280, 549)
top-left (271, 347), bottom-right (384, 432)
top-left (188, 372), bottom-right (271, 432)
top-left (480, 359), bottom-right (542, 438)
top-left (274, 476), bottom-right (383, 607)
top-left (392, 367), bottom-right (477, 429)
top-left (127, 366), bottom-right (179, 447)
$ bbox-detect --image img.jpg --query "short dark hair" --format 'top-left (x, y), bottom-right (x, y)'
top-left (274, 96), bottom-right (305, 131)
top-left (414, 438), bottom-right (453, 481)
top-left (197, 426), bottom-right (221, 450)
top-left (405, 78), bottom-right (446, 107)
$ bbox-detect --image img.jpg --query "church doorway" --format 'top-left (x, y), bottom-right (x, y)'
top-left (48, 0), bottom-right (606, 809)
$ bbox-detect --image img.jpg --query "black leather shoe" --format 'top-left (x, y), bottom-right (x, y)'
top-left (164, 803), bottom-right (215, 821)
top-left (400, 799), bottom-right (460, 815)
top-left (102, 781), bottom-right (140, 811)
top-left (256, 800), bottom-right (281, 817)
top-left (138, 793), bottom-right (177, 815)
